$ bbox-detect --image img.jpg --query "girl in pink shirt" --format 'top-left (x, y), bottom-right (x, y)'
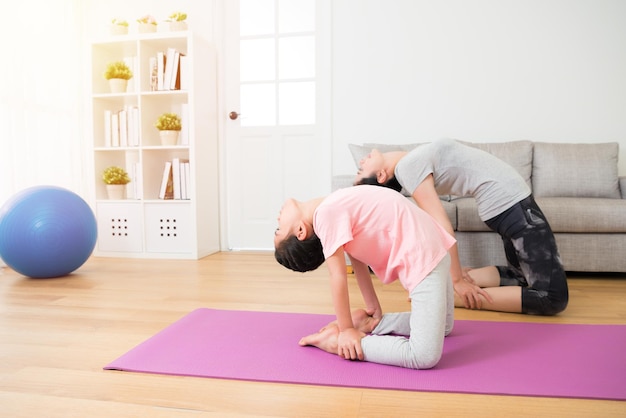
top-left (274, 185), bottom-right (455, 369)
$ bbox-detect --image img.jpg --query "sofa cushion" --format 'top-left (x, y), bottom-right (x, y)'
top-left (532, 142), bottom-right (620, 198)
top-left (535, 197), bottom-right (626, 233)
top-left (452, 196), bottom-right (626, 233)
top-left (453, 197), bottom-right (491, 232)
top-left (440, 199), bottom-right (458, 231)
top-left (459, 140), bottom-right (534, 188)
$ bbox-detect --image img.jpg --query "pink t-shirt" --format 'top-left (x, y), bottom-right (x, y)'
top-left (313, 185), bottom-right (456, 292)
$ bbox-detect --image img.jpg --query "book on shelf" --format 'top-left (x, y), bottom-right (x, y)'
top-left (157, 51), bottom-right (165, 91)
top-left (118, 108), bottom-right (128, 147)
top-left (163, 47), bottom-right (177, 91)
top-left (103, 107), bottom-right (139, 148)
top-left (170, 51), bottom-right (182, 90)
top-left (129, 161), bottom-right (142, 199)
top-left (149, 56), bottom-right (158, 91)
top-left (111, 112), bottom-right (120, 147)
top-left (180, 162), bottom-right (187, 200)
top-left (158, 161), bottom-right (174, 200)
top-left (179, 55), bottom-right (189, 90)
top-left (182, 161), bottom-right (190, 199)
top-left (171, 158), bottom-right (191, 200)
top-left (172, 158), bottom-right (182, 199)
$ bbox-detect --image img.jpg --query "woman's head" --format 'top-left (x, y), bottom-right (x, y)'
top-left (355, 174), bottom-right (402, 192)
top-left (274, 233), bottom-right (325, 272)
top-left (354, 149), bottom-right (403, 192)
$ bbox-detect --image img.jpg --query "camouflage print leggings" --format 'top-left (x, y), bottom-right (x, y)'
top-left (485, 195), bottom-right (568, 315)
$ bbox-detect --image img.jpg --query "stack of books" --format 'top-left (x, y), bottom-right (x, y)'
top-left (158, 158), bottom-right (191, 200)
top-left (149, 47), bottom-right (188, 92)
top-left (103, 106), bottom-right (140, 147)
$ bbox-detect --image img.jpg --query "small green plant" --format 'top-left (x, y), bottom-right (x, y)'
top-left (155, 113), bottom-right (182, 131)
top-left (137, 15), bottom-right (157, 25)
top-left (104, 61), bottom-right (133, 80)
top-left (111, 18), bottom-right (129, 27)
top-left (167, 12), bottom-right (187, 22)
top-left (102, 166), bottom-right (131, 185)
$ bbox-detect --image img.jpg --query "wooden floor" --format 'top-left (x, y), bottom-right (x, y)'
top-left (1, 252), bottom-right (625, 418)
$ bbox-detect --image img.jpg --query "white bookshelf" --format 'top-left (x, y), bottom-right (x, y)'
top-left (88, 31), bottom-right (220, 259)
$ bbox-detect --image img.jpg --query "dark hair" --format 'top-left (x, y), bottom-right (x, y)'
top-left (274, 233), bottom-right (325, 272)
top-left (355, 174), bottom-right (403, 192)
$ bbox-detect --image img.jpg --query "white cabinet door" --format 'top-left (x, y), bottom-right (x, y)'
top-left (223, 0), bottom-right (331, 250)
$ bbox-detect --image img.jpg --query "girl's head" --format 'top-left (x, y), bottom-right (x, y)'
top-left (274, 233), bottom-right (324, 272)
top-left (354, 149), bottom-right (403, 192)
top-left (274, 197), bottom-right (325, 272)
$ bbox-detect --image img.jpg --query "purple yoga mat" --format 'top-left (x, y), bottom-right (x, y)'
top-left (104, 308), bottom-right (626, 400)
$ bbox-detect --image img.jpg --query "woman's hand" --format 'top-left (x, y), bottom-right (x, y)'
top-left (454, 277), bottom-right (493, 309)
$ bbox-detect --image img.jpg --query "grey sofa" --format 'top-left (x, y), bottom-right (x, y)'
top-left (333, 140), bottom-right (626, 273)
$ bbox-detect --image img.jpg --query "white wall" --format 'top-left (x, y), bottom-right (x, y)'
top-left (80, 0), bottom-right (626, 185)
top-left (331, 0), bottom-right (626, 176)
top-left (82, 1), bottom-right (215, 41)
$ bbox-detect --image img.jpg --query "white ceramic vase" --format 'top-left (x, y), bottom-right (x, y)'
top-left (138, 23), bottom-right (157, 33)
top-left (106, 184), bottom-right (126, 200)
top-left (108, 78), bottom-right (128, 94)
top-left (168, 21), bottom-right (188, 31)
top-left (159, 130), bottom-right (180, 146)
top-left (110, 25), bottom-right (128, 36)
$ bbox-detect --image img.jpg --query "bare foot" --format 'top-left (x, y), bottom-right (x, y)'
top-left (350, 309), bottom-right (381, 333)
top-left (319, 309), bottom-right (380, 334)
top-left (299, 323), bottom-right (339, 354)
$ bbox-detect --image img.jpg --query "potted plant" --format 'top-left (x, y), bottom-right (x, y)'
top-left (155, 112), bottom-right (182, 145)
top-left (104, 60), bottom-right (133, 93)
top-left (137, 15), bottom-right (157, 33)
top-left (110, 18), bottom-right (129, 35)
top-left (102, 166), bottom-right (131, 199)
top-left (166, 11), bottom-right (188, 31)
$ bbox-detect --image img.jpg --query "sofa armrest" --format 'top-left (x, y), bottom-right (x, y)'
top-left (620, 176), bottom-right (626, 199)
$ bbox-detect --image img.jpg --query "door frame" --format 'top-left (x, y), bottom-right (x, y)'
top-left (218, 0), bottom-right (332, 250)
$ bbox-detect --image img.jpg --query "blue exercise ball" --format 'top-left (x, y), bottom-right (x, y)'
top-left (0, 186), bottom-right (97, 278)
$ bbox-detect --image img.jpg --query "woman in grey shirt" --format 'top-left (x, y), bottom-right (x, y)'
top-left (355, 138), bottom-right (568, 315)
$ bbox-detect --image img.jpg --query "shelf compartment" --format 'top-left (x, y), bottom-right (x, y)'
top-left (95, 202), bottom-right (143, 253)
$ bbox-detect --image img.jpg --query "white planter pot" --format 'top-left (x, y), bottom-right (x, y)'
top-left (110, 25), bottom-right (128, 36)
top-left (106, 184), bottom-right (126, 200)
top-left (168, 21), bottom-right (188, 31)
top-left (108, 78), bottom-right (128, 94)
top-left (159, 130), bottom-right (180, 146)
top-left (138, 23), bottom-right (157, 33)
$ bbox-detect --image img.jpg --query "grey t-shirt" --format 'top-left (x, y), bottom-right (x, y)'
top-left (395, 138), bottom-right (531, 221)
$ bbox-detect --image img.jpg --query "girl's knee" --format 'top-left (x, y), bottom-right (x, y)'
top-left (407, 350), bottom-right (442, 370)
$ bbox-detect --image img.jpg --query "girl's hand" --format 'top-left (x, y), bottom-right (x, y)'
top-left (337, 328), bottom-right (365, 360)
top-left (365, 306), bottom-right (383, 320)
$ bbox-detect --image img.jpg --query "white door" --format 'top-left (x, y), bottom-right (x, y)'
top-left (223, 0), bottom-right (331, 250)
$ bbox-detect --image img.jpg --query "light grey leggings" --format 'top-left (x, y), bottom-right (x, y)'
top-left (360, 254), bottom-right (453, 369)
